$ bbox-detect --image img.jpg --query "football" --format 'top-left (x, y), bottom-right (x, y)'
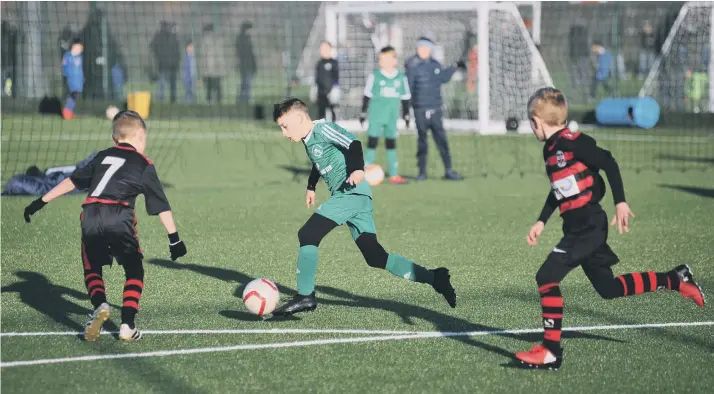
top-left (364, 164), bottom-right (385, 186)
top-left (105, 105), bottom-right (120, 120)
top-left (568, 120), bottom-right (579, 132)
top-left (242, 278), bottom-right (280, 316)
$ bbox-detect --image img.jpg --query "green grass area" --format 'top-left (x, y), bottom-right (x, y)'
top-left (1, 115), bottom-right (713, 393)
top-left (2, 115), bottom-right (713, 184)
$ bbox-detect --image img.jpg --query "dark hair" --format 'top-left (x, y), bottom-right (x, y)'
top-left (72, 37), bottom-right (82, 45)
top-left (380, 46), bottom-right (396, 54)
top-left (273, 97), bottom-right (308, 123)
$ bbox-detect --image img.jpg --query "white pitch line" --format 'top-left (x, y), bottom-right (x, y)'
top-left (0, 328), bottom-right (421, 338)
top-left (1, 321), bottom-right (711, 368)
top-left (2, 321), bottom-right (711, 339)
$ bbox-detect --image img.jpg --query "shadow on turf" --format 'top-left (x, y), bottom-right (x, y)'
top-left (3, 270), bottom-right (211, 392)
top-left (278, 165), bottom-right (313, 183)
top-left (659, 184), bottom-right (714, 199)
top-left (657, 154), bottom-right (714, 166)
top-left (502, 287), bottom-right (712, 353)
top-left (148, 259), bottom-right (621, 361)
top-left (0, 271), bottom-right (121, 339)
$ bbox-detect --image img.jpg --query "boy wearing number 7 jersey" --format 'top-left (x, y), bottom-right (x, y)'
top-left (23, 110), bottom-right (187, 342)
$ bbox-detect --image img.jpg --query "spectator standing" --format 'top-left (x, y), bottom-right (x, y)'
top-left (183, 41), bottom-right (197, 104)
top-left (405, 36), bottom-right (464, 181)
top-left (150, 21), bottom-right (181, 103)
top-left (61, 38), bottom-right (84, 120)
top-left (569, 21), bottom-right (591, 102)
top-left (236, 21), bottom-right (257, 103)
top-left (311, 41), bottom-right (340, 121)
top-left (639, 22), bottom-right (657, 79)
top-left (199, 23), bottom-right (227, 104)
top-left (591, 42), bottom-right (613, 101)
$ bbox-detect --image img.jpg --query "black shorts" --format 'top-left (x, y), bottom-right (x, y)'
top-left (540, 207), bottom-right (620, 283)
top-left (80, 204), bottom-right (143, 268)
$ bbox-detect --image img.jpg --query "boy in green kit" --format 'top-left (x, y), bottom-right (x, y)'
top-left (360, 46), bottom-right (411, 184)
top-left (272, 98), bottom-right (456, 316)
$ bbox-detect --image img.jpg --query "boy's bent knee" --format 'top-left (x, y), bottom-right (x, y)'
top-left (298, 214), bottom-right (338, 247)
top-left (355, 233), bottom-right (388, 269)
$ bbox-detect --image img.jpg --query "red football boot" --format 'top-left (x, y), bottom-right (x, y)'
top-left (674, 264), bottom-right (705, 307)
top-left (62, 108), bottom-right (75, 120)
top-left (388, 175), bottom-right (408, 185)
top-left (515, 344), bottom-right (563, 370)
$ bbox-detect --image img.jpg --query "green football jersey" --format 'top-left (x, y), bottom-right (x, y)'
top-left (364, 69), bottom-right (411, 124)
top-left (303, 120), bottom-right (372, 198)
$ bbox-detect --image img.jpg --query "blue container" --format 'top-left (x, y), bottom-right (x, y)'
top-left (595, 97), bottom-right (660, 129)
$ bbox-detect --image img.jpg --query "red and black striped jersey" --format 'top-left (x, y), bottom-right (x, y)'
top-left (70, 143), bottom-right (171, 215)
top-left (538, 128), bottom-right (626, 224)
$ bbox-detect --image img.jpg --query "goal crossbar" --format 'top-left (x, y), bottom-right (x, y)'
top-left (325, 1), bottom-right (553, 134)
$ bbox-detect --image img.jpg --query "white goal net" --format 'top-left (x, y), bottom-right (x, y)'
top-left (639, 2), bottom-right (713, 113)
top-left (297, 1), bottom-right (553, 134)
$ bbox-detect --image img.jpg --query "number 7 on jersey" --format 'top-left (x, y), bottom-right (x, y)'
top-left (90, 156), bottom-right (126, 197)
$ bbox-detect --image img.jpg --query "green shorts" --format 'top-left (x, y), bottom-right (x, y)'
top-left (367, 121), bottom-right (398, 139)
top-left (316, 193), bottom-right (376, 240)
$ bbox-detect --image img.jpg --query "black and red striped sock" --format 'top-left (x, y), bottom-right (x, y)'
top-left (121, 266), bottom-right (144, 328)
top-left (84, 270), bottom-right (107, 309)
top-left (617, 271), bottom-right (680, 297)
top-left (539, 282), bottom-right (563, 354)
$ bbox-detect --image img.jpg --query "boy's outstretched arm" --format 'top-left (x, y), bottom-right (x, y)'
top-left (527, 192), bottom-right (557, 246)
top-left (537, 191), bottom-right (558, 225)
top-left (345, 140), bottom-right (365, 185)
top-left (305, 164), bottom-right (320, 208)
top-left (23, 178), bottom-right (77, 223)
top-left (571, 134), bottom-right (635, 233)
top-left (159, 210), bottom-right (177, 234)
top-left (142, 165), bottom-right (187, 261)
top-left (359, 73), bottom-right (374, 126)
top-left (159, 210), bottom-right (186, 261)
top-left (321, 123), bottom-right (365, 185)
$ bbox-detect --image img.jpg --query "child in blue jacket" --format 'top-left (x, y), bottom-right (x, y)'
top-left (62, 38), bottom-right (84, 119)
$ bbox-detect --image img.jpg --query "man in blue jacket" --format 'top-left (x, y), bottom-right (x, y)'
top-left (62, 38), bottom-right (84, 120)
top-left (405, 36), bottom-right (464, 181)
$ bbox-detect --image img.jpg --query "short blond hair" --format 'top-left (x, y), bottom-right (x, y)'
top-left (527, 87), bottom-right (568, 127)
top-left (112, 110), bottom-right (146, 141)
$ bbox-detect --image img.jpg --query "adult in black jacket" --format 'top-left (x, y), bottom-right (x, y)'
top-left (150, 21), bottom-right (181, 103)
top-left (237, 21), bottom-right (257, 103)
top-left (80, 8), bottom-right (122, 99)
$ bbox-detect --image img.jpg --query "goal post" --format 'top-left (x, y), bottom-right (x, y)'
top-left (316, 1), bottom-right (553, 134)
top-left (639, 2), bottom-right (713, 113)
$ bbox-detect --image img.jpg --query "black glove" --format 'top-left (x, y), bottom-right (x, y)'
top-left (455, 60), bottom-right (466, 69)
top-left (403, 114), bottom-right (411, 128)
top-left (24, 198), bottom-right (47, 223)
top-left (168, 232), bottom-right (187, 261)
top-left (359, 112), bottom-right (367, 127)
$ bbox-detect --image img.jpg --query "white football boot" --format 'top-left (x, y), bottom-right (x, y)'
top-left (119, 323), bottom-right (143, 342)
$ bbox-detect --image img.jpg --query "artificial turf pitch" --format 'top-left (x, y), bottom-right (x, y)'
top-left (2, 116), bottom-right (712, 393)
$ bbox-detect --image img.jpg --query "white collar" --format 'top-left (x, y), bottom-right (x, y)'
top-left (304, 119), bottom-right (324, 143)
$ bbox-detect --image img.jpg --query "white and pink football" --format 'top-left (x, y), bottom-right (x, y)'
top-left (242, 278), bottom-right (280, 316)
